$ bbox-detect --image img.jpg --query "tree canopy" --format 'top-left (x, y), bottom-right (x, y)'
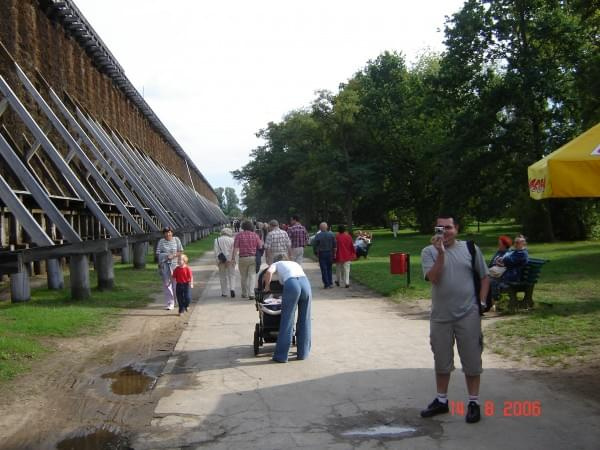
top-left (233, 0), bottom-right (600, 239)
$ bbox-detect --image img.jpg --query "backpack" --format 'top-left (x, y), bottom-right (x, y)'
top-left (466, 240), bottom-right (492, 315)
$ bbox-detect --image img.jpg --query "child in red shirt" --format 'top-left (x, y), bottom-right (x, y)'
top-left (172, 254), bottom-right (194, 315)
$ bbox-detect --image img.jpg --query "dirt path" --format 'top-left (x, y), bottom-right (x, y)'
top-left (0, 254), bottom-right (217, 450)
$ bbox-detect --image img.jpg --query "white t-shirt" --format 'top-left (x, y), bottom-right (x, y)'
top-left (267, 261), bottom-right (306, 283)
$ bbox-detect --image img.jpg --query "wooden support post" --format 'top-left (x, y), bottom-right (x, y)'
top-left (95, 250), bottom-right (114, 290)
top-left (121, 244), bottom-right (132, 264)
top-left (10, 271), bottom-right (30, 302)
top-left (69, 254), bottom-right (90, 300)
top-left (133, 241), bottom-right (147, 269)
top-left (46, 258), bottom-right (64, 289)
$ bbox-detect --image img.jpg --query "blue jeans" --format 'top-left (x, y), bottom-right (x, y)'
top-left (255, 248), bottom-right (264, 274)
top-left (318, 251), bottom-right (333, 287)
top-left (273, 276), bottom-right (312, 362)
top-left (176, 282), bottom-right (192, 313)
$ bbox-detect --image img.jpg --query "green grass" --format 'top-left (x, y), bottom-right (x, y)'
top-left (0, 234), bottom-right (217, 383)
top-left (350, 223), bottom-right (600, 367)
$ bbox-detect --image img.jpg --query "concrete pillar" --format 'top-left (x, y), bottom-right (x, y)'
top-left (10, 271), bottom-right (30, 302)
top-left (95, 250), bottom-right (114, 290)
top-left (47, 258), bottom-right (64, 290)
top-left (133, 242), bottom-right (147, 269)
top-left (121, 245), bottom-right (132, 264)
top-left (69, 254), bottom-right (90, 300)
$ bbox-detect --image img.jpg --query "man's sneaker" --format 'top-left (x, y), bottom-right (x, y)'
top-left (466, 401), bottom-right (481, 423)
top-left (420, 398), bottom-right (449, 418)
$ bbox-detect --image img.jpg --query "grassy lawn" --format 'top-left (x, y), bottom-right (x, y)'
top-left (350, 223), bottom-right (600, 367)
top-left (0, 234), bottom-right (217, 383)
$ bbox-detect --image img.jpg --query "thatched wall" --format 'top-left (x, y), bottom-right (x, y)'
top-left (0, 0), bottom-right (217, 203)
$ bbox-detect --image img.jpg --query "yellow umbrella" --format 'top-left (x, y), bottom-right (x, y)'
top-left (528, 122), bottom-right (600, 199)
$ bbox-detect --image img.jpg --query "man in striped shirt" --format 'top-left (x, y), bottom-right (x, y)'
top-left (232, 220), bottom-right (263, 299)
top-left (287, 215), bottom-right (309, 265)
top-left (265, 220), bottom-right (291, 265)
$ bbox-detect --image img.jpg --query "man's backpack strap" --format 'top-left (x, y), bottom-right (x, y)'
top-left (467, 240), bottom-right (483, 316)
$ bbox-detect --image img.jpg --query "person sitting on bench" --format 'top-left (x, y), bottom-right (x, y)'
top-left (489, 234), bottom-right (529, 302)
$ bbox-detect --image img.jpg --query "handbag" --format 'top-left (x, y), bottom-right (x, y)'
top-left (489, 265), bottom-right (506, 278)
top-left (216, 238), bottom-right (227, 263)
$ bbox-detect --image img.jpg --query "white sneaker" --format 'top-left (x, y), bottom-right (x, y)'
top-left (165, 306), bottom-right (174, 310)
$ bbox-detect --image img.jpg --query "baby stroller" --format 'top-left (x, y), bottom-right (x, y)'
top-left (253, 268), bottom-right (295, 356)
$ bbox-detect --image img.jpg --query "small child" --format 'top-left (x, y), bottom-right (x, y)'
top-left (172, 254), bottom-right (194, 315)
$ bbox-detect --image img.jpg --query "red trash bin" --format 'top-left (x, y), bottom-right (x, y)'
top-left (390, 252), bottom-right (408, 274)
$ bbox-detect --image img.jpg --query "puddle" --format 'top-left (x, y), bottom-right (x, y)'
top-left (101, 366), bottom-right (157, 395)
top-left (56, 428), bottom-right (130, 449)
top-left (341, 425), bottom-right (417, 437)
top-left (328, 408), bottom-right (443, 441)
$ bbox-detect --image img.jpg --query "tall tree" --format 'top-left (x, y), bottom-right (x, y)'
top-left (214, 187), bottom-right (225, 211)
top-left (224, 187), bottom-right (241, 216)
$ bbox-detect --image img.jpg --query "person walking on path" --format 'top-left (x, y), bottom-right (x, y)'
top-left (287, 215), bottom-right (309, 265)
top-left (254, 222), bottom-right (266, 274)
top-left (172, 254), bottom-right (194, 316)
top-left (264, 220), bottom-right (291, 265)
top-left (214, 228), bottom-right (236, 298)
top-left (156, 227), bottom-right (183, 311)
top-left (335, 224), bottom-right (356, 288)
top-left (420, 214), bottom-right (489, 424)
top-left (232, 220), bottom-right (263, 300)
top-left (262, 257), bottom-right (312, 363)
top-left (312, 222), bottom-right (336, 289)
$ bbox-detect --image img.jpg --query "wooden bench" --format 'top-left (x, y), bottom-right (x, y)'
top-left (498, 257), bottom-right (549, 309)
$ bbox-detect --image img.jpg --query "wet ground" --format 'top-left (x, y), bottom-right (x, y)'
top-left (0, 256), bottom-right (216, 450)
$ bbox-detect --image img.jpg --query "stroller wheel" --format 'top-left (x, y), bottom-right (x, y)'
top-left (253, 325), bottom-right (260, 356)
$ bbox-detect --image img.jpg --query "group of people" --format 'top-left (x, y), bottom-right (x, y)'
top-left (216, 216), bottom-right (311, 363)
top-left (212, 216), bottom-right (311, 301)
top-left (420, 215), bottom-right (530, 424)
top-left (354, 230), bottom-right (373, 258)
top-left (158, 215), bottom-right (533, 424)
top-left (487, 234), bottom-right (529, 305)
top-left (311, 222), bottom-right (357, 289)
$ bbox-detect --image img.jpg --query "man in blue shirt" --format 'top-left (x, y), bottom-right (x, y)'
top-left (312, 222), bottom-right (336, 289)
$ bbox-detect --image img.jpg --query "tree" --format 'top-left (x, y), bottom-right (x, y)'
top-left (224, 187), bottom-right (241, 216)
top-left (214, 186), bottom-right (241, 217)
top-left (437, 0), bottom-right (600, 238)
top-left (214, 187), bottom-right (225, 211)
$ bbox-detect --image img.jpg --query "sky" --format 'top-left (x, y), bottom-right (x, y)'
top-left (73, 0), bottom-right (466, 200)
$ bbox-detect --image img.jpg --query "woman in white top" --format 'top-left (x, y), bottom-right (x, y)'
top-left (262, 257), bottom-right (312, 362)
top-left (214, 228), bottom-right (236, 297)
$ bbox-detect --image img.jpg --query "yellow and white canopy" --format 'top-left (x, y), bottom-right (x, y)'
top-left (528, 122), bottom-right (600, 199)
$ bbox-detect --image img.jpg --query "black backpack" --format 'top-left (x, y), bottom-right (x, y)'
top-left (466, 240), bottom-right (492, 315)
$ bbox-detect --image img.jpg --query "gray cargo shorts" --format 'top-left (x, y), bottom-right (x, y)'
top-left (429, 305), bottom-right (483, 376)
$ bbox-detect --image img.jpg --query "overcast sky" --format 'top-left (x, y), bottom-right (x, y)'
top-left (73, 0), bottom-right (466, 199)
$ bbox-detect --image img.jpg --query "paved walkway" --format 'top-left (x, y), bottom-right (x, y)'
top-left (133, 254), bottom-right (600, 449)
